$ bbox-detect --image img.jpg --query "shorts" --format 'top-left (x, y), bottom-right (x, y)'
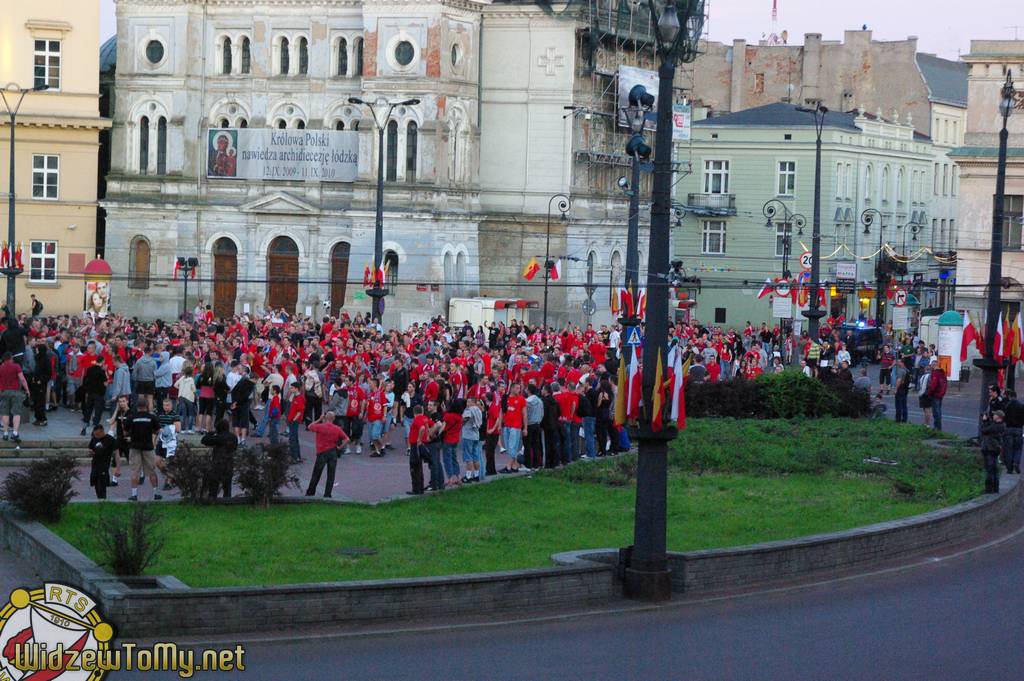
top-left (367, 419), bottom-right (384, 441)
top-left (129, 449), bottom-right (158, 478)
top-left (346, 417), bottom-right (364, 441)
top-left (879, 368), bottom-right (892, 385)
top-left (918, 395), bottom-right (933, 409)
top-left (461, 438), bottom-right (482, 464)
top-left (136, 381), bottom-right (155, 396)
top-left (198, 397), bottom-right (215, 416)
top-left (231, 403), bottom-right (250, 429)
top-left (0, 390), bottom-right (26, 420)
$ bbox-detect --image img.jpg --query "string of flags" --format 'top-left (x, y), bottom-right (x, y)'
top-left (961, 310), bottom-right (1024, 365)
top-left (521, 257), bottom-right (563, 282)
top-left (171, 259), bottom-right (197, 280)
top-left (362, 260), bottom-right (390, 288)
top-left (0, 242), bottom-right (24, 270)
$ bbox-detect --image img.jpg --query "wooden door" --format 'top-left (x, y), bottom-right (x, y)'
top-left (330, 242), bottom-right (350, 316)
top-left (212, 238), bottom-right (237, 318)
top-left (267, 236), bottom-right (299, 313)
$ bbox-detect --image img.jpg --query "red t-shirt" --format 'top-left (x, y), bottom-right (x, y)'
top-left (346, 387), bottom-right (365, 418)
top-left (589, 342), bottom-right (607, 365)
top-left (366, 391), bottom-right (387, 422)
top-left (486, 402), bottom-right (502, 431)
top-left (442, 412), bottom-right (463, 444)
top-left (408, 413), bottom-right (432, 445)
top-left (424, 380), bottom-right (440, 402)
top-left (554, 391), bottom-right (578, 420)
top-left (503, 395), bottom-right (526, 429)
top-left (309, 421), bottom-right (348, 454)
top-left (287, 393), bottom-right (306, 422)
top-left (0, 362), bottom-right (23, 391)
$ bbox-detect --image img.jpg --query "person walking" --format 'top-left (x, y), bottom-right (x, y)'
top-left (305, 410), bottom-right (348, 498)
top-left (126, 402), bottom-right (161, 502)
top-left (980, 410), bottom-right (1006, 494)
top-left (0, 352), bottom-right (30, 447)
top-left (925, 358), bottom-right (948, 431)
top-left (87, 423), bottom-right (118, 499)
top-left (286, 382), bottom-right (305, 463)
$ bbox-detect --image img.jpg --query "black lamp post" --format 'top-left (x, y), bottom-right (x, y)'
top-left (763, 199), bottom-right (806, 280)
top-left (617, 87), bottom-right (653, 353)
top-left (175, 256), bottom-right (198, 320)
top-left (348, 96), bottom-right (420, 324)
top-left (542, 194), bottom-right (571, 334)
top-left (1, 82), bottom-right (49, 317)
top-left (975, 71), bottom-right (1016, 421)
top-left (795, 102), bottom-right (828, 338)
top-left (618, 0), bottom-right (704, 603)
top-left (860, 208), bottom-right (887, 327)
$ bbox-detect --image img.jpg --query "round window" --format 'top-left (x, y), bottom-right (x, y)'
top-left (451, 44), bottom-right (462, 67)
top-left (395, 40), bottom-right (415, 67)
top-left (145, 40), bottom-right (165, 65)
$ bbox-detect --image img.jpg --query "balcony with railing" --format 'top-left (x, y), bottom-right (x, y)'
top-left (684, 192), bottom-right (737, 216)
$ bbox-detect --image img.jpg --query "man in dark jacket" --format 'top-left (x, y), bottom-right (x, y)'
top-left (29, 341), bottom-right (50, 427)
top-left (0, 315), bottom-right (28, 364)
top-left (540, 384), bottom-right (560, 468)
top-left (230, 367), bottom-right (255, 445)
top-left (980, 410), bottom-right (1006, 494)
top-left (1003, 390), bottom-right (1024, 474)
top-left (80, 361), bottom-right (108, 435)
top-left (201, 419), bottom-right (237, 499)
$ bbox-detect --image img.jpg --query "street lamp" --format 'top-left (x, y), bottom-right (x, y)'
top-left (618, 0), bottom-right (705, 603)
top-left (1, 82), bottom-right (49, 317)
top-left (347, 96), bottom-right (420, 324)
top-left (795, 102), bottom-right (828, 338)
top-left (763, 199), bottom-right (806, 280)
top-left (860, 208), bottom-right (888, 328)
top-left (618, 86), bottom-right (653, 350)
top-left (975, 71), bottom-right (1016, 421)
top-left (542, 194), bottom-right (571, 333)
top-left (175, 256), bottom-right (198, 320)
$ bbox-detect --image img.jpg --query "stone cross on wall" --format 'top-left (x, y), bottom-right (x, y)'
top-left (538, 47), bottom-right (565, 77)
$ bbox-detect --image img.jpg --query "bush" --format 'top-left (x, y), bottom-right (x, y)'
top-left (165, 443), bottom-right (217, 504)
top-left (1, 456), bottom-right (78, 521)
top-left (685, 372), bottom-right (870, 419)
top-left (97, 504), bottom-right (164, 576)
top-left (234, 443), bottom-right (298, 507)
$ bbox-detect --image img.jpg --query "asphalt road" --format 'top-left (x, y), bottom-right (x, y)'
top-left (118, 509), bottom-right (1024, 681)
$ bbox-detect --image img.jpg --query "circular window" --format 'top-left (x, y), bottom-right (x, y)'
top-left (451, 44), bottom-right (462, 67)
top-left (145, 40), bottom-right (165, 65)
top-left (395, 41), bottom-right (415, 66)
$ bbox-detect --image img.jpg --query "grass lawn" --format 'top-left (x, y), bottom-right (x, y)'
top-left (50, 418), bottom-right (982, 587)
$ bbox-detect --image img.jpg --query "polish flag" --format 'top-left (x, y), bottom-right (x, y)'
top-left (960, 311), bottom-right (980, 362)
top-left (637, 288), bottom-right (647, 319)
top-left (549, 259), bottom-right (562, 281)
top-left (757, 278), bottom-right (773, 299)
top-left (994, 312), bottom-right (1004, 362)
top-left (627, 348), bottom-right (642, 420)
top-left (670, 345), bottom-right (689, 430)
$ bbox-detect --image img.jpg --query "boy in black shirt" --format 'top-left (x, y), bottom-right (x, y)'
top-left (88, 424), bottom-right (118, 499)
top-left (127, 406), bottom-right (161, 501)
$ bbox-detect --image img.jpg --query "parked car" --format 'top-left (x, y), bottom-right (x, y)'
top-left (837, 323), bottom-right (884, 364)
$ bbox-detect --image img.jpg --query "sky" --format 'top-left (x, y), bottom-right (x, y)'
top-left (99, 0), bottom-right (1021, 60)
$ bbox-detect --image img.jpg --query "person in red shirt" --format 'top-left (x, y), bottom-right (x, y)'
top-left (407, 405), bottom-right (437, 495)
top-left (365, 377), bottom-right (388, 457)
top-left (500, 383), bottom-right (527, 473)
top-left (305, 410), bottom-right (349, 498)
top-left (553, 382), bottom-right (578, 466)
top-left (344, 380), bottom-right (366, 455)
top-left (286, 382), bottom-right (306, 463)
top-left (441, 402), bottom-right (464, 486)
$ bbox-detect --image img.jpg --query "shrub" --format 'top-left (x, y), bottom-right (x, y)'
top-left (683, 378), bottom-right (763, 419)
top-left (1, 456), bottom-right (78, 521)
top-left (165, 443), bottom-right (217, 504)
top-left (756, 372), bottom-right (841, 418)
top-left (684, 372), bottom-right (870, 419)
top-left (234, 443), bottom-right (298, 507)
top-left (97, 505), bottom-right (164, 576)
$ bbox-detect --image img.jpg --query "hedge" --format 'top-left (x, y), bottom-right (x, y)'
top-left (685, 371), bottom-right (871, 419)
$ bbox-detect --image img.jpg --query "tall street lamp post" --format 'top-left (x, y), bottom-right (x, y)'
top-left (1, 82), bottom-right (49, 316)
top-left (542, 194), bottom-right (571, 333)
top-left (860, 208), bottom-right (887, 327)
top-left (618, 0), bottom-right (704, 603)
top-left (796, 103), bottom-right (828, 338)
top-left (175, 256), bottom-right (198, 320)
top-left (617, 87), bottom-right (653, 349)
top-left (975, 72), bottom-right (1016, 421)
top-left (763, 199), bottom-right (805, 334)
top-left (348, 96), bottom-right (420, 324)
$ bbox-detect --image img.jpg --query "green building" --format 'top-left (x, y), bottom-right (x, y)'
top-left (673, 102), bottom-right (957, 330)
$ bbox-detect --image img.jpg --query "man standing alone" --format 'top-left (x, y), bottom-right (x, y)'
top-left (926, 358), bottom-right (948, 431)
top-left (306, 410), bottom-right (348, 498)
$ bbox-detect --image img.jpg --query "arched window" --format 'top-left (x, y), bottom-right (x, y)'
top-left (279, 37), bottom-right (290, 75)
top-left (298, 37), bottom-right (309, 75)
top-left (354, 38), bottom-right (363, 76)
top-left (138, 116), bottom-right (149, 174)
top-left (218, 118), bottom-right (229, 129)
top-left (386, 120), bottom-right (398, 182)
top-left (337, 38), bottom-right (348, 76)
top-left (352, 120), bottom-right (360, 131)
top-left (128, 237), bottom-right (151, 288)
top-left (156, 117), bottom-right (167, 175)
top-left (864, 165), bottom-right (873, 202)
top-left (609, 250), bottom-right (622, 308)
top-left (238, 118), bottom-right (248, 128)
top-left (384, 250), bottom-right (399, 289)
top-left (296, 119), bottom-right (305, 130)
top-left (443, 252), bottom-right (454, 299)
top-left (335, 120), bottom-right (345, 131)
top-left (276, 119), bottom-right (287, 129)
top-left (455, 252), bottom-right (467, 296)
top-left (221, 37), bottom-right (232, 74)
top-left (241, 37), bottom-right (251, 74)
top-left (896, 167), bottom-right (905, 203)
top-left (406, 121), bottom-right (418, 183)
top-left (881, 166), bottom-right (890, 202)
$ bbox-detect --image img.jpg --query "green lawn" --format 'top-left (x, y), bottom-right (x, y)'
top-left (50, 418), bottom-right (982, 587)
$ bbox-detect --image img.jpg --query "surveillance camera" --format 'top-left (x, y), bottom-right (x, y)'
top-left (617, 176), bottom-right (629, 189)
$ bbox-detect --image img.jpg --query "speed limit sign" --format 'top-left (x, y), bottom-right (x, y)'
top-left (800, 251), bottom-right (813, 271)
top-left (893, 288), bottom-right (908, 307)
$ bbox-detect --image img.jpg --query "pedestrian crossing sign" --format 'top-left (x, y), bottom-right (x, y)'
top-left (626, 327), bottom-right (642, 346)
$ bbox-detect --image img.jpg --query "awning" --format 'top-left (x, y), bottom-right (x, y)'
top-left (494, 300), bottom-right (539, 310)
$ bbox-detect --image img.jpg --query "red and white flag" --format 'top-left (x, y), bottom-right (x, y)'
top-left (961, 311), bottom-right (980, 362)
top-left (637, 288), bottom-right (647, 319)
top-left (670, 345), bottom-right (688, 430)
top-left (757, 278), bottom-right (773, 299)
top-left (994, 312), bottom-right (1004, 362)
top-left (627, 347), bottom-right (642, 420)
top-left (549, 259), bottom-right (562, 281)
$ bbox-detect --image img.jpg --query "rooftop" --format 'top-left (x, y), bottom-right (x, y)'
top-left (100, 36), bottom-right (117, 74)
top-left (693, 102), bottom-right (861, 131)
top-left (916, 53), bottom-right (969, 108)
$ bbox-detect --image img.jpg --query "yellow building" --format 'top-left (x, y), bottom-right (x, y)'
top-left (0, 0), bottom-right (109, 315)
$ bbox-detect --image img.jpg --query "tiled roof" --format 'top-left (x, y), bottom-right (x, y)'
top-left (693, 102), bottom-right (861, 131)
top-left (100, 36), bottom-right (116, 74)
top-left (915, 53), bottom-right (968, 107)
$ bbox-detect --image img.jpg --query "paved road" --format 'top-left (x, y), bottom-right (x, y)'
top-left (121, 511), bottom-right (1024, 681)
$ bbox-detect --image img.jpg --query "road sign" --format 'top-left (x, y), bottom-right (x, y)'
top-left (582, 299), bottom-right (597, 315)
top-left (893, 288), bottom-right (908, 308)
top-left (835, 261), bottom-right (857, 281)
top-left (800, 251), bottom-right (813, 271)
top-left (625, 326), bottom-right (643, 346)
top-left (774, 278), bottom-right (791, 297)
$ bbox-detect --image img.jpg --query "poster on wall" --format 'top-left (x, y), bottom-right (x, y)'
top-left (892, 305), bottom-right (910, 331)
top-left (772, 295), bottom-right (793, 319)
top-left (207, 128), bottom-right (359, 182)
top-left (617, 65), bottom-right (660, 130)
top-left (85, 281), bottom-right (110, 318)
top-left (672, 104), bottom-right (691, 141)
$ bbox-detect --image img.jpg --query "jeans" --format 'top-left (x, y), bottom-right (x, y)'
top-left (461, 438), bottom-right (482, 477)
top-left (503, 426), bottom-right (523, 466)
top-left (426, 442), bottom-right (445, 489)
top-left (1004, 427), bottom-right (1023, 471)
top-left (525, 424), bottom-right (543, 469)
top-left (81, 393), bottom-right (104, 428)
top-left (409, 444), bottom-right (428, 493)
top-left (253, 407), bottom-right (270, 437)
top-left (267, 417), bottom-right (280, 446)
top-left (557, 421), bottom-right (574, 466)
top-left (442, 442), bottom-right (461, 478)
top-left (307, 448), bottom-right (338, 497)
top-left (288, 421), bottom-right (301, 461)
top-left (894, 392), bottom-right (909, 423)
top-left (582, 416), bottom-right (597, 459)
top-left (931, 397), bottom-right (943, 431)
top-left (177, 398), bottom-right (196, 432)
top-left (983, 450), bottom-right (1001, 493)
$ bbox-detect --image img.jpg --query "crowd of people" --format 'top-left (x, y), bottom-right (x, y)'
top-left (0, 304), bottom-right (1001, 502)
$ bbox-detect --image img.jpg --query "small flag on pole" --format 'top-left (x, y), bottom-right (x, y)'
top-left (549, 259), bottom-right (562, 281)
top-left (651, 349), bottom-right (665, 432)
top-left (522, 257), bottom-right (541, 281)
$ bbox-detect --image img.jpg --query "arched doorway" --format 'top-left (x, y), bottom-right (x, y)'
top-left (266, 236), bottom-right (299, 312)
top-left (212, 237), bottom-right (238, 318)
top-left (330, 241), bottom-right (351, 316)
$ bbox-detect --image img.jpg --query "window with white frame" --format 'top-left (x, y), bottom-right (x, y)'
top-left (777, 161), bottom-right (796, 196)
top-left (835, 163), bottom-right (843, 198)
top-left (703, 160), bottom-right (729, 194)
top-left (845, 163), bottom-right (852, 199)
top-left (31, 155), bottom-right (58, 200)
top-left (29, 240), bottom-right (57, 283)
top-left (33, 40), bottom-right (61, 89)
top-left (775, 222), bottom-right (792, 257)
top-left (701, 220), bottom-right (727, 254)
